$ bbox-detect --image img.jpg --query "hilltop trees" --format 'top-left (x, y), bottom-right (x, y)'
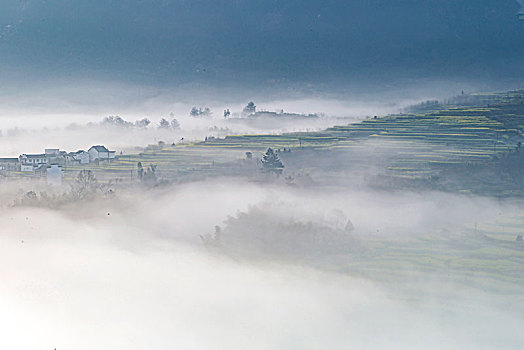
top-left (159, 117), bottom-right (181, 130)
top-left (135, 118), bottom-right (151, 128)
top-left (261, 148), bottom-right (284, 175)
top-left (243, 101), bottom-right (256, 115)
top-left (159, 118), bottom-right (170, 129)
top-left (170, 118), bottom-right (180, 129)
top-left (101, 116), bottom-right (153, 129)
top-left (190, 107), bottom-right (212, 117)
top-left (102, 115), bottom-right (134, 128)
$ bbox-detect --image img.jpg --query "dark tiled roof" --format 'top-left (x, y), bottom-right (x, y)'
top-left (90, 145), bottom-right (109, 152)
top-left (22, 154), bottom-right (47, 159)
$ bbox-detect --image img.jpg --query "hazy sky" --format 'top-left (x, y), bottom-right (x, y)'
top-left (0, 0), bottom-right (523, 89)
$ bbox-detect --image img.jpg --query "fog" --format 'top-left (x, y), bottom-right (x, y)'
top-left (0, 80), bottom-right (436, 156)
top-left (0, 179), bottom-right (523, 349)
top-left (1, 78), bottom-right (522, 350)
top-left (2, 0), bottom-right (524, 348)
top-left (0, 74), bottom-right (510, 157)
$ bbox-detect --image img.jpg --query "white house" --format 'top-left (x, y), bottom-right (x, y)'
top-left (71, 150), bottom-right (90, 164)
top-left (20, 164), bottom-right (34, 172)
top-left (19, 154), bottom-right (48, 171)
top-left (88, 145), bottom-right (116, 162)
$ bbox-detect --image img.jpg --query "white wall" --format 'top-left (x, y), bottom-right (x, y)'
top-left (46, 165), bottom-right (63, 186)
top-left (88, 148), bottom-right (98, 162)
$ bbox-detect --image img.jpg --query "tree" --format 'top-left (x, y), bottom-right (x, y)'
top-left (261, 148), bottom-right (284, 175)
top-left (135, 118), bottom-right (151, 128)
top-left (171, 118), bottom-right (180, 129)
top-left (190, 107), bottom-right (199, 116)
top-left (190, 107), bottom-right (211, 117)
top-left (101, 115), bottom-right (133, 128)
top-left (137, 162), bottom-right (144, 179)
top-left (200, 225), bottom-right (222, 247)
top-left (142, 164), bottom-right (157, 186)
top-left (71, 170), bottom-right (98, 199)
top-left (159, 118), bottom-right (170, 129)
top-left (243, 101), bottom-right (256, 115)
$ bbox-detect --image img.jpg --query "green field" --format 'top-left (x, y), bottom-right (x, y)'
top-left (347, 222), bottom-right (524, 296)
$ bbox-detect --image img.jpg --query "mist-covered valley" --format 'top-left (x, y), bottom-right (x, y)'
top-left (2, 177), bottom-right (524, 349)
top-left (2, 0), bottom-right (524, 348)
top-left (1, 86), bottom-right (524, 349)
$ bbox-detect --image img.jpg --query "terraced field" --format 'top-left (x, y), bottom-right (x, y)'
top-left (63, 89), bottom-right (524, 194)
top-left (62, 146), bottom-right (247, 184)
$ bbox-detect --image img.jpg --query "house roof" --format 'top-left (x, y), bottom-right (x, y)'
top-left (0, 158), bottom-right (18, 162)
top-left (89, 145), bottom-right (110, 152)
top-left (21, 154), bottom-right (47, 159)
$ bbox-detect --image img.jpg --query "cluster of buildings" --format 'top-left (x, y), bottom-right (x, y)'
top-left (0, 145), bottom-right (116, 185)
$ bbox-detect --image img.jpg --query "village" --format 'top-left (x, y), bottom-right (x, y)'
top-left (0, 145), bottom-right (116, 186)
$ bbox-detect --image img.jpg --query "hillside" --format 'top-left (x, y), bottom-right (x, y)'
top-left (59, 89), bottom-right (524, 196)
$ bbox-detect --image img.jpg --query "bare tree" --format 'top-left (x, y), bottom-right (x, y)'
top-left (70, 170), bottom-right (98, 199)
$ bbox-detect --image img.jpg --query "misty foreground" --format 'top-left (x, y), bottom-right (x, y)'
top-left (1, 89), bottom-right (524, 348)
top-left (1, 179), bottom-right (523, 349)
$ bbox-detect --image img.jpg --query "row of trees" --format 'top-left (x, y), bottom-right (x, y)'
top-left (159, 118), bottom-right (181, 129)
top-left (101, 116), bottom-right (180, 129)
top-left (100, 101), bottom-right (261, 126)
top-left (192, 101), bottom-right (257, 119)
top-left (190, 107), bottom-right (212, 117)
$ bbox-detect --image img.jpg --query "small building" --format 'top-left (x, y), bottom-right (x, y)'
top-left (19, 154), bottom-right (48, 171)
top-left (71, 150), bottom-right (90, 164)
top-left (34, 164), bottom-right (49, 177)
top-left (0, 158), bottom-right (19, 171)
top-left (88, 145), bottom-right (116, 163)
top-left (45, 149), bottom-right (60, 156)
top-left (45, 149), bottom-right (67, 165)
